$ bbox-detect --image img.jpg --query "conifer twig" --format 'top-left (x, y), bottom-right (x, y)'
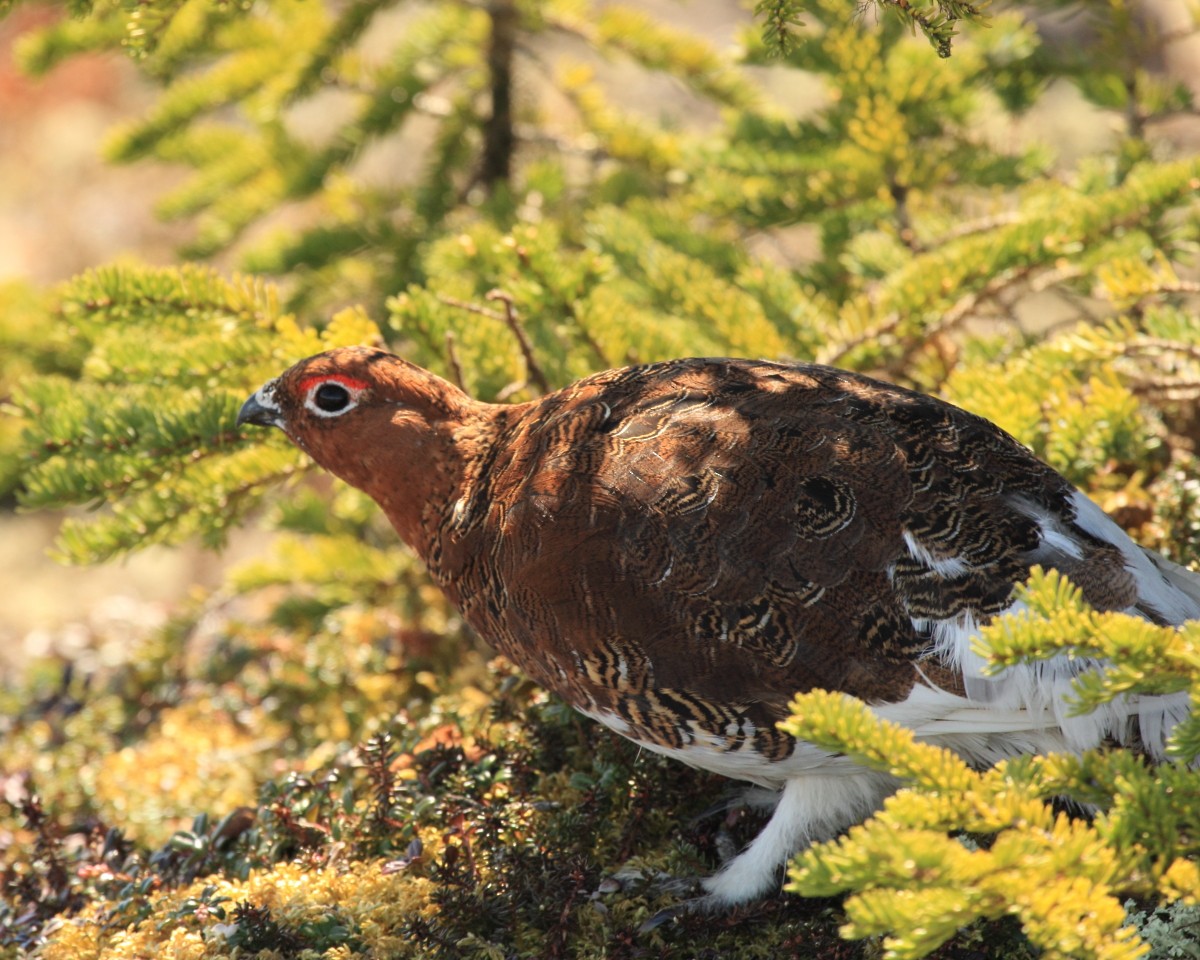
top-left (1129, 377), bottom-right (1200, 402)
top-left (876, 0), bottom-right (987, 58)
top-left (932, 212), bottom-right (1023, 245)
top-left (435, 294), bottom-right (504, 321)
top-left (1120, 339), bottom-right (1200, 363)
top-left (511, 244), bottom-right (611, 369)
top-left (443, 331), bottom-right (465, 390)
top-left (495, 379), bottom-right (529, 402)
top-left (487, 289), bottom-right (551, 394)
top-left (909, 262), bottom-right (1086, 373)
top-left (890, 181), bottom-right (921, 253)
top-left (937, 265), bottom-right (1032, 328)
top-left (1153, 280), bottom-right (1200, 295)
top-left (434, 291), bottom-right (551, 395)
top-left (821, 311), bottom-right (905, 368)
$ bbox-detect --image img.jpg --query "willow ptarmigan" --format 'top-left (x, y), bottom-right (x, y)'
top-left (238, 346), bottom-right (1200, 911)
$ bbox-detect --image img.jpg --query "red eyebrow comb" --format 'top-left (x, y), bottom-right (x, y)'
top-left (297, 374), bottom-right (371, 394)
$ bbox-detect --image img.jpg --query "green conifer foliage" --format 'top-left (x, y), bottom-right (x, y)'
top-left (12, 265), bottom-right (386, 560)
top-left (2, 0), bottom-right (1200, 957)
top-left (0, 281), bottom-right (79, 501)
top-left (783, 570), bottom-right (1200, 959)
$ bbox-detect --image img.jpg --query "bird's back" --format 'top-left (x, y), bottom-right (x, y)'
top-left (423, 357), bottom-right (1199, 780)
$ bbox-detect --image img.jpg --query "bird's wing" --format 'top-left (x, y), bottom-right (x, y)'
top-left (457, 357), bottom-right (1200, 760)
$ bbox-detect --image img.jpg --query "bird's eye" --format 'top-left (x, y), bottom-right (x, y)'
top-left (302, 378), bottom-right (364, 418)
top-left (314, 382), bottom-right (351, 412)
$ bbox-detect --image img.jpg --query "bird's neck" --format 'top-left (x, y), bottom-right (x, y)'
top-left (360, 403), bottom-right (520, 591)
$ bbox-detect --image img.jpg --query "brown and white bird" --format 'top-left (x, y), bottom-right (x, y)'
top-left (238, 347), bottom-right (1200, 911)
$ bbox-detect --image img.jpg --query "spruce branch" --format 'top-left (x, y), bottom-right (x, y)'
top-left (874, 0), bottom-right (990, 59)
top-left (9, 264), bottom-right (376, 562)
top-left (822, 157), bottom-right (1200, 371)
top-left (510, 241), bottom-right (612, 370)
top-left (283, 0), bottom-right (402, 106)
top-left (594, 6), bottom-right (759, 110)
top-left (753, 0), bottom-right (805, 57)
top-left (784, 678), bottom-right (1197, 959)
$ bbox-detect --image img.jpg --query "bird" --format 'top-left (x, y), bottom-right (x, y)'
top-left (237, 346), bottom-right (1200, 913)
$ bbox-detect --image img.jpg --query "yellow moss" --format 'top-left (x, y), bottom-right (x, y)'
top-left (93, 700), bottom-right (280, 845)
top-left (1162, 859), bottom-right (1200, 904)
top-left (38, 918), bottom-right (104, 960)
top-left (41, 861), bottom-right (440, 960)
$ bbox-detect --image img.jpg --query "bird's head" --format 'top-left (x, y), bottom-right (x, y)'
top-left (238, 346), bottom-right (472, 517)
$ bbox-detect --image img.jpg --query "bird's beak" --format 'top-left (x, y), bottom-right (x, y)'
top-left (237, 381), bottom-right (283, 429)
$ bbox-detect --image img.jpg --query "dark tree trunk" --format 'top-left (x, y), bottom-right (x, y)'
top-left (481, 0), bottom-right (516, 191)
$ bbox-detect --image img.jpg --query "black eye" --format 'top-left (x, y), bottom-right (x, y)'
top-left (313, 382), bottom-right (351, 412)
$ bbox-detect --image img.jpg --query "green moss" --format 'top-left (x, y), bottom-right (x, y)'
top-left (1, 617), bottom-right (869, 958)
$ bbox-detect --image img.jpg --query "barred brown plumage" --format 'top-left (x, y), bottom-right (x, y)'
top-left (238, 346), bottom-right (1200, 915)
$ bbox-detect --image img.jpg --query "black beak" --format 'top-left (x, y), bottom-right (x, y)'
top-left (237, 393), bottom-right (282, 429)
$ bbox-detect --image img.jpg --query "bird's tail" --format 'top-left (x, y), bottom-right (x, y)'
top-left (1143, 547), bottom-right (1200, 615)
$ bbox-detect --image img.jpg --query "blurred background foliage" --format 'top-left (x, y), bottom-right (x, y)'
top-left (1, 0), bottom-right (1200, 956)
